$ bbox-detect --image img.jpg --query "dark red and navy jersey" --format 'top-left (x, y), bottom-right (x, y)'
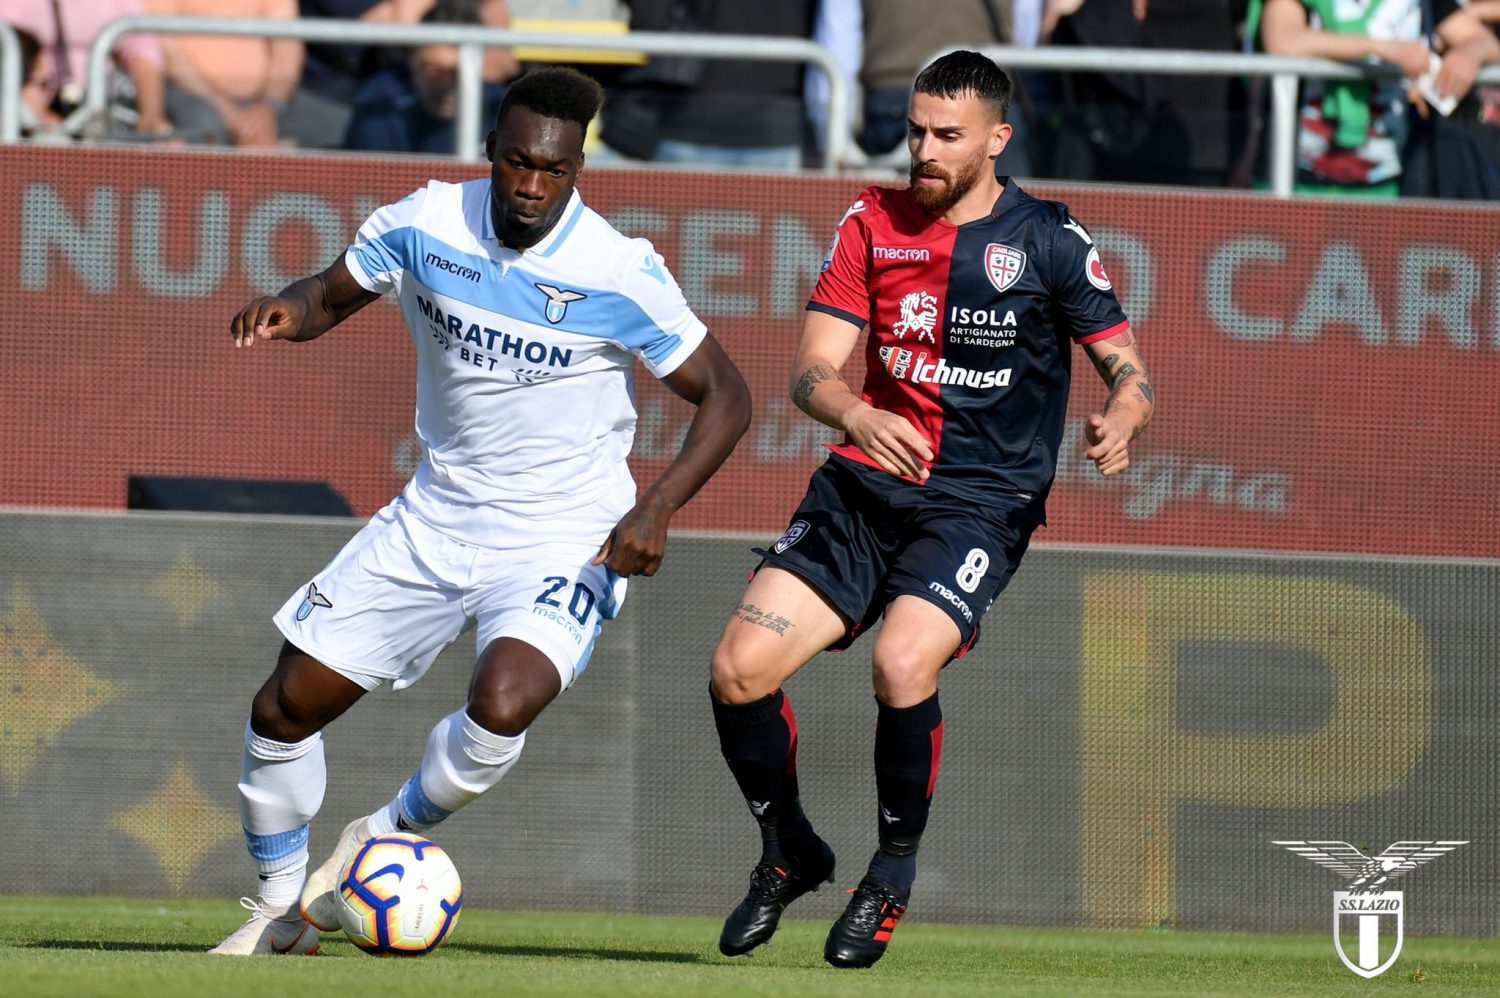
top-left (808, 180), bottom-right (1128, 507)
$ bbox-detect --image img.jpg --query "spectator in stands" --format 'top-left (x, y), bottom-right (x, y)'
top-left (12, 26), bottom-right (56, 136)
top-left (1431, 0), bottom-right (1500, 172)
top-left (1039, 0), bottom-right (1242, 186)
top-left (5, 0), bottom-right (171, 138)
top-left (287, 0), bottom-right (517, 149)
top-left (598, 0), bottom-right (815, 168)
top-left (854, 0), bottom-right (1028, 175)
top-left (343, 0), bottom-right (510, 153)
top-left (144, 0), bottom-right (303, 146)
top-left (1256, 0), bottom-right (1496, 195)
top-left (804, 0), bottom-right (861, 165)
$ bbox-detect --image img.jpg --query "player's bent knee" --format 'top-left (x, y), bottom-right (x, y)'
top-left (871, 649), bottom-right (941, 705)
top-left (709, 641), bottom-right (781, 704)
top-left (466, 687), bottom-right (546, 737)
top-left (249, 681), bottom-right (319, 744)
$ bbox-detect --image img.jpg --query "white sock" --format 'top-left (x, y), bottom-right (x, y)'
top-left (238, 720), bottom-right (326, 904)
top-left (376, 708), bottom-right (525, 832)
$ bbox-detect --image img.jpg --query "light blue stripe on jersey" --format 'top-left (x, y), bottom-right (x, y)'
top-left (533, 197), bottom-right (586, 258)
top-left (245, 825), bottom-right (309, 862)
top-left (352, 228), bottom-right (683, 363)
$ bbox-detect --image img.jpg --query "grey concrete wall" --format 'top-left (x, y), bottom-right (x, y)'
top-left (1, 510), bottom-right (1494, 933)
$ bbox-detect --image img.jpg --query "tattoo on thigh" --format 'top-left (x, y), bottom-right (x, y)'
top-left (733, 602), bottom-right (795, 637)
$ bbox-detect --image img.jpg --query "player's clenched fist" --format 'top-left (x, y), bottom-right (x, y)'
top-left (1083, 413), bottom-right (1132, 476)
top-left (844, 403), bottom-right (933, 482)
top-left (230, 295), bottom-right (307, 348)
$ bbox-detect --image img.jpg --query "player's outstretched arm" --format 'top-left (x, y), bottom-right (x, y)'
top-left (593, 332), bottom-right (751, 577)
top-left (229, 257), bottom-right (380, 348)
top-left (1082, 325), bottom-right (1155, 477)
top-left (791, 310), bottom-right (932, 481)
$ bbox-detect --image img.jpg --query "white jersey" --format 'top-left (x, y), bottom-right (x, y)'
top-left (345, 180), bottom-right (707, 547)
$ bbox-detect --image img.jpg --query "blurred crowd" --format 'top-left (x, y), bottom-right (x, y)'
top-left (6, 0), bottom-right (1499, 197)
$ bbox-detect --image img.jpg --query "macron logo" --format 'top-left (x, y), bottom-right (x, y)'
top-left (928, 581), bottom-right (974, 622)
top-left (874, 246), bottom-right (931, 262)
top-left (424, 251), bottom-right (481, 282)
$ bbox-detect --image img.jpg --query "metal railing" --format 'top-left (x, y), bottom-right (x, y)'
top-left (971, 43), bottom-right (1500, 197)
top-left (1, 22), bottom-right (20, 143)
top-left (81, 15), bottom-right (850, 168)
top-left (22, 15), bottom-right (1495, 193)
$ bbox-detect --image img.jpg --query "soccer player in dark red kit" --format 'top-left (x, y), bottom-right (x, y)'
top-left (708, 50), bottom-right (1155, 969)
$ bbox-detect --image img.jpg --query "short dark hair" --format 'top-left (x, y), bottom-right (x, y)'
top-left (912, 50), bottom-right (1012, 123)
top-left (420, 0), bottom-right (482, 26)
top-left (497, 67), bottom-right (605, 135)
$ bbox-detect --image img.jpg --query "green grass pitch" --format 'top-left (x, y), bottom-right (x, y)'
top-left (3, 896), bottom-right (1497, 996)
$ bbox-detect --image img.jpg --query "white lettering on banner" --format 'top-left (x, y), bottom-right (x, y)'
top-left (1292, 244), bottom-right (1387, 344)
top-left (19, 184), bottom-right (1500, 352)
top-left (1208, 236), bottom-right (1500, 349)
top-left (20, 183), bottom-right (118, 292)
top-left (1206, 236), bottom-right (1284, 340)
top-left (134, 188), bottom-right (228, 297)
top-left (1054, 418), bottom-right (1292, 519)
top-left (21, 185), bottom-right (384, 299)
top-left (1397, 246), bottom-right (1480, 348)
top-left (771, 215), bottom-right (826, 317)
top-left (680, 211), bottom-right (758, 317)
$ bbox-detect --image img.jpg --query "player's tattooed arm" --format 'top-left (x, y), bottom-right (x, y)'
top-left (791, 363), bottom-right (845, 416)
top-left (732, 602), bottom-right (795, 637)
top-left (1081, 326), bottom-right (1155, 472)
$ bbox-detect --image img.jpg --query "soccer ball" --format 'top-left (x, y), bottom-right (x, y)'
top-left (335, 832), bottom-right (463, 955)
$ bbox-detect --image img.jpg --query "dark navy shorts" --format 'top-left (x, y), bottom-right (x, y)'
top-left (753, 454), bottom-right (1042, 657)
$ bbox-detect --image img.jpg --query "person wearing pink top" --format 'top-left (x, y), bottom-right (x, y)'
top-left (142, 0), bottom-right (304, 146)
top-left (4, 0), bottom-right (169, 135)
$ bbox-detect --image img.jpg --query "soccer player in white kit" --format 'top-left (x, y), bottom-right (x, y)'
top-left (211, 68), bottom-right (751, 955)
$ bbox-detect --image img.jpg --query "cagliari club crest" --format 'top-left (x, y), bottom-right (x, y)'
top-left (1273, 840), bottom-right (1468, 978)
top-left (773, 519), bottom-right (809, 554)
top-left (985, 243), bottom-right (1026, 293)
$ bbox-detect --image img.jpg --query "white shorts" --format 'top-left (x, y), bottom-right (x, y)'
top-left (272, 497), bottom-right (627, 692)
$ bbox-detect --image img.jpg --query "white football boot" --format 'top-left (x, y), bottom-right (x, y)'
top-left (299, 816), bottom-right (372, 931)
top-left (209, 896), bottom-right (320, 956)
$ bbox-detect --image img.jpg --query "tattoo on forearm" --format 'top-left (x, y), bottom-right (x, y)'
top-left (733, 602), bottom-right (795, 637)
top-left (1136, 380), bottom-right (1154, 404)
top-left (1092, 352), bottom-right (1120, 380)
top-left (792, 364), bottom-right (843, 412)
top-left (1109, 362), bottom-right (1139, 392)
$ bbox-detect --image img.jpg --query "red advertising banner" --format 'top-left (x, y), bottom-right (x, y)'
top-left (2, 146), bottom-right (1498, 557)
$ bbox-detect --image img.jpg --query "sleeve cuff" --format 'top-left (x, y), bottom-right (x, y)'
top-left (343, 248), bottom-right (383, 294)
top-left (806, 300), bottom-right (867, 329)
top-left (1075, 319), bottom-right (1129, 344)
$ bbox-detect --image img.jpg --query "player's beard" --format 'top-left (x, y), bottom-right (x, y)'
top-left (909, 148), bottom-right (988, 215)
